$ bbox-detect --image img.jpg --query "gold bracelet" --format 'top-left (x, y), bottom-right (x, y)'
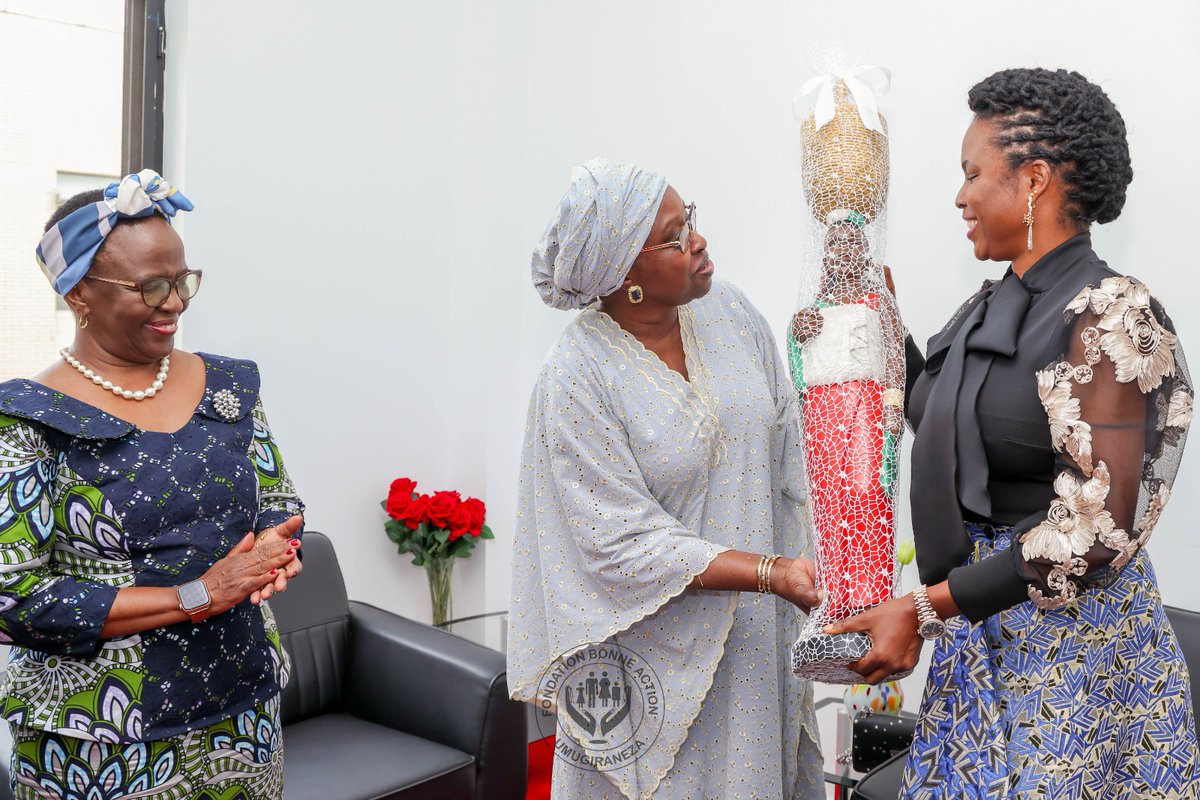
top-left (764, 554), bottom-right (783, 595)
top-left (755, 555), bottom-right (767, 593)
top-left (756, 554), bottom-right (780, 593)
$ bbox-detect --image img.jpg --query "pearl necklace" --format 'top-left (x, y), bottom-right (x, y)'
top-left (60, 348), bottom-right (169, 401)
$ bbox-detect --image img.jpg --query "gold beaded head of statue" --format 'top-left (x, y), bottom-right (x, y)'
top-left (799, 73), bottom-right (890, 226)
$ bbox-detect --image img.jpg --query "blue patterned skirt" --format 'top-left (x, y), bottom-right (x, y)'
top-left (8, 695), bottom-right (283, 800)
top-left (901, 524), bottom-right (1199, 799)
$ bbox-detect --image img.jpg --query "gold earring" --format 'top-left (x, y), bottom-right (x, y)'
top-left (628, 285), bottom-right (644, 304)
top-left (77, 314), bottom-right (89, 329)
top-left (1023, 192), bottom-right (1036, 251)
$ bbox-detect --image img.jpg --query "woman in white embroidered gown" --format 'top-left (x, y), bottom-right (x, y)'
top-left (507, 158), bottom-right (824, 800)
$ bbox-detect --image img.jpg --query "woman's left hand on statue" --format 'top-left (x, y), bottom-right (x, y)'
top-left (823, 594), bottom-right (923, 684)
top-left (772, 557), bottom-right (824, 614)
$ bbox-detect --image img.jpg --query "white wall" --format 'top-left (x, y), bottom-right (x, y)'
top-left (163, 0), bottom-right (1200, 631)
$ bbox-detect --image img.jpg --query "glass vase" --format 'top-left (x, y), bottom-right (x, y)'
top-left (425, 557), bottom-right (454, 626)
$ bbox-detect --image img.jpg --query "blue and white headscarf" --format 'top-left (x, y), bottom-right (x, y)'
top-left (36, 169), bottom-right (194, 296)
top-left (532, 158), bottom-right (668, 310)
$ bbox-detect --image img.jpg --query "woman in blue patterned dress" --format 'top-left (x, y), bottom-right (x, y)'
top-left (0, 171), bottom-right (304, 799)
top-left (826, 69), bottom-right (1197, 797)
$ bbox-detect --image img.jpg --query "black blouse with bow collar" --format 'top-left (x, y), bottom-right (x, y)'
top-left (905, 233), bottom-right (1190, 621)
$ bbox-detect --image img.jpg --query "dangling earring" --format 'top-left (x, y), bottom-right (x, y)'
top-left (77, 314), bottom-right (89, 330)
top-left (627, 285), bottom-right (644, 304)
top-left (1023, 192), bottom-right (1036, 251)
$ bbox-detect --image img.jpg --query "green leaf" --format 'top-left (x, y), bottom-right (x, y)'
top-left (480, 525), bottom-right (495, 540)
top-left (450, 538), bottom-right (473, 558)
top-left (433, 528), bottom-right (451, 544)
top-left (411, 554), bottom-right (425, 567)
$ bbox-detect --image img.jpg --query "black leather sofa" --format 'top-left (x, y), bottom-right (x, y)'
top-left (850, 604), bottom-right (1200, 799)
top-left (270, 532), bottom-right (527, 800)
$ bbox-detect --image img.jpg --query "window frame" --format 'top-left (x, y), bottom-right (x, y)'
top-left (121, 0), bottom-right (166, 174)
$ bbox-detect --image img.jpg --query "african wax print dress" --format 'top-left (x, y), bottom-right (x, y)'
top-left (0, 354), bottom-right (303, 800)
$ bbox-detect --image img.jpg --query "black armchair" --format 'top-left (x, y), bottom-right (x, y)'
top-left (850, 604), bottom-right (1200, 800)
top-left (269, 532), bottom-right (527, 800)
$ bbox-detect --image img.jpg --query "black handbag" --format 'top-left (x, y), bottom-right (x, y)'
top-left (851, 711), bottom-right (917, 773)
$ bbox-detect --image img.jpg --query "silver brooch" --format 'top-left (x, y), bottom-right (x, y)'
top-left (212, 389), bottom-right (241, 420)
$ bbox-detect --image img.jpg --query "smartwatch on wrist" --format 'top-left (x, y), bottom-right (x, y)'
top-left (177, 578), bottom-right (212, 622)
top-left (912, 584), bottom-right (947, 640)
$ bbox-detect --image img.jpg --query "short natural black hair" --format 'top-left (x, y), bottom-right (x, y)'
top-left (968, 68), bottom-right (1132, 228)
top-left (44, 189), bottom-right (105, 232)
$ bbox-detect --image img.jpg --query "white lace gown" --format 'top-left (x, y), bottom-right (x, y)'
top-left (508, 280), bottom-right (824, 800)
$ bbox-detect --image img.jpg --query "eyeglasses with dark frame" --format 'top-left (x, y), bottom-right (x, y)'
top-left (640, 203), bottom-right (698, 253)
top-left (85, 270), bottom-right (203, 307)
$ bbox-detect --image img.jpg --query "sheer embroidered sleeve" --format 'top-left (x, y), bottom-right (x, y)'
top-left (1016, 277), bottom-right (1191, 608)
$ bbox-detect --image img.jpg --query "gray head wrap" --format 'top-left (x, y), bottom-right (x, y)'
top-left (532, 157), bottom-right (668, 310)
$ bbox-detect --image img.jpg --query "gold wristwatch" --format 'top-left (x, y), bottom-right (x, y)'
top-left (177, 578), bottom-right (212, 622)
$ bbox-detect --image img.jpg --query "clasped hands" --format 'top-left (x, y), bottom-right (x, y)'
top-left (249, 515), bottom-right (305, 604)
top-left (197, 515), bottom-right (304, 618)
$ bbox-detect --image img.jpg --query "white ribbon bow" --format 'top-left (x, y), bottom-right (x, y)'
top-left (794, 64), bottom-right (892, 136)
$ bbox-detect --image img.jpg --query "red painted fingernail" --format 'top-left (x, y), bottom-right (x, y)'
top-left (286, 549), bottom-right (294, 555)
top-left (270, 569), bottom-right (277, 575)
top-left (290, 539), bottom-right (300, 547)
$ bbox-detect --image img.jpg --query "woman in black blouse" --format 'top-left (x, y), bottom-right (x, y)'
top-left (828, 68), bottom-right (1197, 797)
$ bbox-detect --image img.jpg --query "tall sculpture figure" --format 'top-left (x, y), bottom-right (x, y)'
top-left (788, 55), bottom-right (909, 683)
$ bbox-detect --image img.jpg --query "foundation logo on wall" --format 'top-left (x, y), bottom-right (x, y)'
top-left (535, 642), bottom-right (663, 771)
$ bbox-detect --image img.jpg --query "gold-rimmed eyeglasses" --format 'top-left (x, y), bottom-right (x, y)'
top-left (640, 203), bottom-right (697, 253)
top-left (85, 270), bottom-right (203, 307)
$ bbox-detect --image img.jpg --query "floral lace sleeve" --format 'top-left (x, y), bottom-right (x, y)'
top-left (1018, 277), bottom-right (1192, 608)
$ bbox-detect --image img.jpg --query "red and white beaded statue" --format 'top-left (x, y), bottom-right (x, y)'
top-left (787, 50), bottom-right (910, 683)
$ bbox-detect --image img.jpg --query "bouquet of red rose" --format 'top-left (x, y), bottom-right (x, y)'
top-left (382, 477), bottom-right (494, 565)
top-left (382, 477), bottom-right (494, 625)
